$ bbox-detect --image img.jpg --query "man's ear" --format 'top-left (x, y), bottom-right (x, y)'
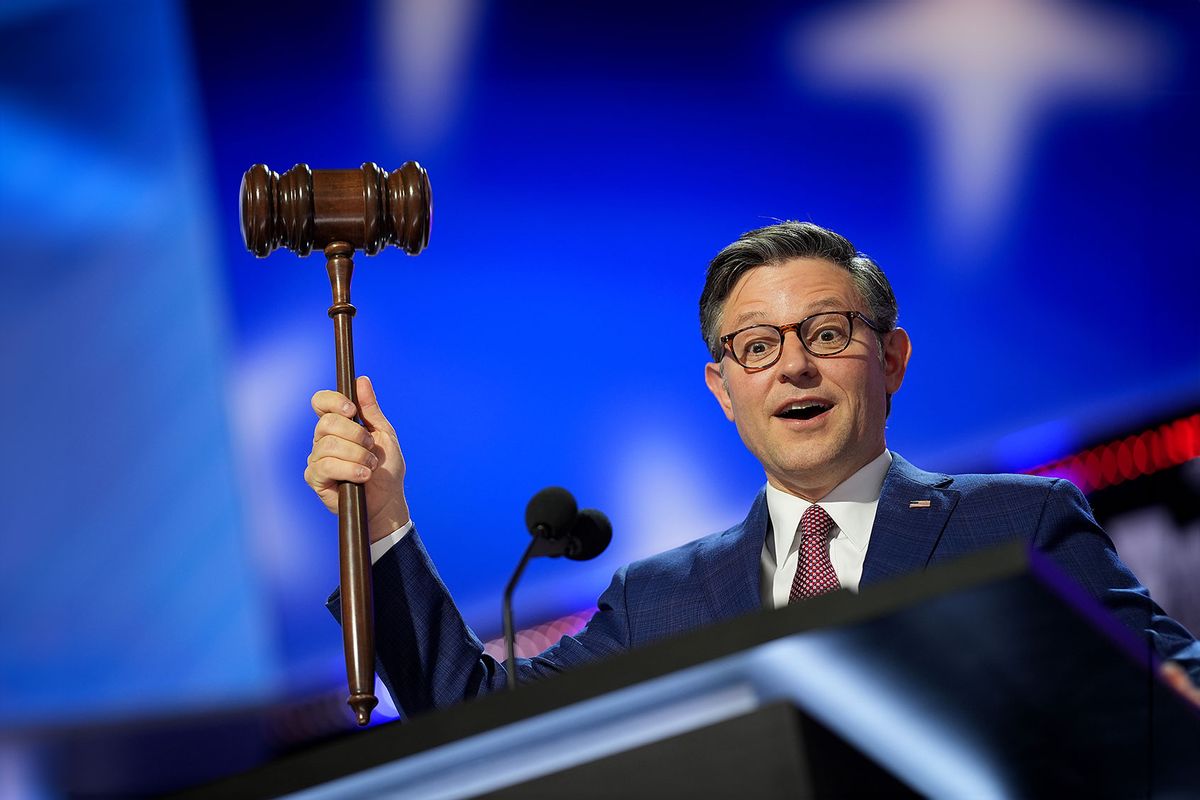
top-left (883, 327), bottom-right (912, 395)
top-left (704, 361), bottom-right (736, 422)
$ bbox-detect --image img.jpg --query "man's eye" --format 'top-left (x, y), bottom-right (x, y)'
top-left (739, 338), bottom-right (777, 361)
top-left (806, 325), bottom-right (849, 350)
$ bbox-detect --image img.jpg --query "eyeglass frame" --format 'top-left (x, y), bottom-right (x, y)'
top-left (716, 310), bottom-right (885, 371)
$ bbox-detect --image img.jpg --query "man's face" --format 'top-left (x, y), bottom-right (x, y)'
top-left (704, 258), bottom-right (912, 500)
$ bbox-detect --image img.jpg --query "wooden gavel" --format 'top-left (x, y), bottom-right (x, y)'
top-left (240, 162), bottom-right (432, 726)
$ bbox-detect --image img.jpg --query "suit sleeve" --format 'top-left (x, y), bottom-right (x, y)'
top-left (326, 527), bottom-right (632, 718)
top-left (1033, 478), bottom-right (1200, 683)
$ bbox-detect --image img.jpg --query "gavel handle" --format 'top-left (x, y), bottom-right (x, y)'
top-left (326, 242), bottom-right (378, 726)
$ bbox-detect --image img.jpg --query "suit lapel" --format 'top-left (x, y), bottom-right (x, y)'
top-left (695, 488), bottom-right (769, 621)
top-left (692, 455), bottom-right (959, 611)
top-left (861, 453), bottom-right (960, 587)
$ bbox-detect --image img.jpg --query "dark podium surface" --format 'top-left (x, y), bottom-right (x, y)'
top-left (176, 543), bottom-right (1200, 799)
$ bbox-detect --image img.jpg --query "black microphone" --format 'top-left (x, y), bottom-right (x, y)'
top-left (503, 489), bottom-right (612, 690)
top-left (524, 486), bottom-right (577, 541)
top-left (565, 508), bottom-right (612, 561)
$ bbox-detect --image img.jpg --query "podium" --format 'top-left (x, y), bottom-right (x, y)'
top-left (178, 543), bottom-right (1200, 798)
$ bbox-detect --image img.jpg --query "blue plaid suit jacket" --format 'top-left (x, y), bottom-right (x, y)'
top-left (332, 453), bottom-right (1200, 717)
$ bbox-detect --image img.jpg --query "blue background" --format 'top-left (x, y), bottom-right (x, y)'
top-left (1, 0), bottom-right (1198, 732)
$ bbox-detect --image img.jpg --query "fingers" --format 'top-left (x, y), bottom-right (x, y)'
top-left (305, 454), bottom-right (374, 488)
top-left (311, 377), bottom-right (396, 436)
top-left (355, 375), bottom-right (395, 435)
top-left (312, 389), bottom-right (356, 418)
top-left (310, 432), bottom-right (380, 471)
top-left (305, 431), bottom-right (379, 489)
top-left (312, 411), bottom-right (377, 451)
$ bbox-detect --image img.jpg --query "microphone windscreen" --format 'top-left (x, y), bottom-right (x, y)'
top-left (525, 486), bottom-right (578, 539)
top-left (566, 508), bottom-right (613, 561)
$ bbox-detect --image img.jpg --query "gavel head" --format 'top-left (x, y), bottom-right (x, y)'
top-left (240, 162), bottom-right (432, 258)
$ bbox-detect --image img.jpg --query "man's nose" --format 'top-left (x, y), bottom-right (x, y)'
top-left (775, 331), bottom-right (818, 383)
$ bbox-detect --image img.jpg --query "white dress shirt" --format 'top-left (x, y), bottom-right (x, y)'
top-left (760, 450), bottom-right (892, 609)
top-left (370, 520), bottom-right (413, 564)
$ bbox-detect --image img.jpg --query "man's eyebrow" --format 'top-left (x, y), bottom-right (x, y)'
top-left (728, 297), bottom-right (850, 328)
top-left (804, 297), bottom-right (849, 313)
top-left (730, 310), bottom-right (769, 327)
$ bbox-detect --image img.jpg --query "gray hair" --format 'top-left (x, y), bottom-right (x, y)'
top-left (699, 221), bottom-right (899, 361)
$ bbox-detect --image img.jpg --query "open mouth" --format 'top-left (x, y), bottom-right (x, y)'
top-left (776, 402), bottom-right (832, 421)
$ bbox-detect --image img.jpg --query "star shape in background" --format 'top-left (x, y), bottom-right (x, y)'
top-left (795, 0), bottom-right (1170, 247)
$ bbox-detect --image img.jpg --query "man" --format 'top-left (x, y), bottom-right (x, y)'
top-left (305, 221), bottom-right (1200, 717)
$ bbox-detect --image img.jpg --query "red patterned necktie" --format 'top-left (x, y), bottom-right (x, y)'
top-left (789, 504), bottom-right (840, 603)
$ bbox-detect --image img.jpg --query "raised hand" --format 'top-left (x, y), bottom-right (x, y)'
top-left (304, 375), bottom-right (410, 542)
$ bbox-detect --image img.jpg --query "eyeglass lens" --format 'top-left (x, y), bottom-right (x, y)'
top-left (729, 313), bottom-right (853, 366)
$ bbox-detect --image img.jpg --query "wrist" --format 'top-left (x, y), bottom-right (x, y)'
top-left (369, 501), bottom-right (411, 543)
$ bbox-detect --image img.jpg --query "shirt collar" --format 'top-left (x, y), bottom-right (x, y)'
top-left (765, 450), bottom-right (892, 558)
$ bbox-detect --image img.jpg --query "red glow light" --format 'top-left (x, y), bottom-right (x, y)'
top-left (1028, 412), bottom-right (1200, 492)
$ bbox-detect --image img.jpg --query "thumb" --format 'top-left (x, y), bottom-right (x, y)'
top-left (355, 375), bottom-right (394, 433)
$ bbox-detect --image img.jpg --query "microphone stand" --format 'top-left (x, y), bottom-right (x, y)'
top-left (501, 493), bottom-right (610, 692)
top-left (502, 535), bottom-right (560, 691)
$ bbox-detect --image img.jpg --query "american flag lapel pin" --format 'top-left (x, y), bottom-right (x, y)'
top-left (909, 499), bottom-right (932, 508)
